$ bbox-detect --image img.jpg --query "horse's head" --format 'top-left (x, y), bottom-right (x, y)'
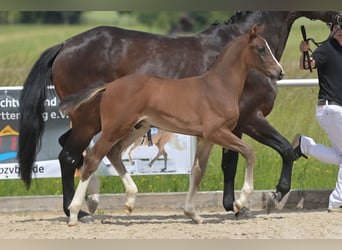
top-left (246, 23), bottom-right (284, 80)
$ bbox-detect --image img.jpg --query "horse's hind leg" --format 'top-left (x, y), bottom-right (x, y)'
top-left (58, 128), bottom-right (96, 218)
top-left (184, 138), bottom-right (213, 224)
top-left (106, 146), bottom-right (138, 215)
top-left (127, 142), bottom-right (139, 165)
top-left (68, 134), bottom-right (114, 226)
top-left (106, 126), bottom-right (150, 214)
top-left (148, 146), bottom-right (168, 171)
top-left (149, 133), bottom-right (170, 171)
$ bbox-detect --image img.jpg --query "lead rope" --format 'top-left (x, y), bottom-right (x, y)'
top-left (300, 24), bottom-right (336, 72)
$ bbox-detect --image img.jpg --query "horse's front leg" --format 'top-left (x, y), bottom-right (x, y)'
top-left (242, 113), bottom-right (294, 213)
top-left (184, 138), bottom-right (213, 224)
top-left (221, 130), bottom-right (242, 212)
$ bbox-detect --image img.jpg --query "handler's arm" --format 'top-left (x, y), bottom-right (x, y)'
top-left (299, 40), bottom-right (316, 70)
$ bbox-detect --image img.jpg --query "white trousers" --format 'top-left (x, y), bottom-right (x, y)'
top-left (300, 104), bottom-right (342, 208)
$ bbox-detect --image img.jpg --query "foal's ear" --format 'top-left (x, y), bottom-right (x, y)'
top-left (249, 23), bottom-right (264, 41)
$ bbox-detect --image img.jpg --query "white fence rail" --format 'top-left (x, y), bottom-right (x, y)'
top-left (277, 78), bottom-right (318, 87)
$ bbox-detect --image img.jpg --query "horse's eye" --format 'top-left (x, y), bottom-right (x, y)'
top-left (257, 47), bottom-right (265, 53)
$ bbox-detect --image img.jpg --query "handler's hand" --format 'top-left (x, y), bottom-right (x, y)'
top-left (299, 40), bottom-right (310, 53)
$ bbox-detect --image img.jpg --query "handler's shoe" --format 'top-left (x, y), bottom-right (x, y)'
top-left (328, 206), bottom-right (342, 213)
top-left (292, 134), bottom-right (308, 161)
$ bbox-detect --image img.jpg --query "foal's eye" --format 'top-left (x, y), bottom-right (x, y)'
top-left (257, 47), bottom-right (265, 53)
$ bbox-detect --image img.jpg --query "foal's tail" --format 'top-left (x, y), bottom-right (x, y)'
top-left (59, 82), bottom-right (107, 115)
top-left (18, 43), bottom-right (63, 189)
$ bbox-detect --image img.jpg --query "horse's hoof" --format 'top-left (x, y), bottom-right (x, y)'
top-left (86, 194), bottom-right (99, 215)
top-left (184, 211), bottom-right (203, 224)
top-left (68, 220), bottom-right (78, 227)
top-left (68, 214), bottom-right (79, 226)
top-left (78, 210), bottom-right (90, 219)
top-left (265, 191), bottom-right (281, 214)
top-left (194, 217), bottom-right (204, 224)
top-left (79, 215), bottom-right (93, 224)
top-left (124, 205), bottom-right (133, 215)
top-left (234, 207), bottom-right (252, 219)
top-left (233, 200), bottom-right (242, 213)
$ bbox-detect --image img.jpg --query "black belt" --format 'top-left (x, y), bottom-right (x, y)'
top-left (317, 99), bottom-right (342, 106)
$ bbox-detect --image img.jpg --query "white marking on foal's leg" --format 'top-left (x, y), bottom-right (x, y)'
top-left (68, 176), bottom-right (92, 226)
top-left (234, 182), bottom-right (254, 212)
top-left (121, 173), bottom-right (138, 214)
top-left (184, 158), bottom-right (204, 224)
top-left (234, 164), bottom-right (254, 212)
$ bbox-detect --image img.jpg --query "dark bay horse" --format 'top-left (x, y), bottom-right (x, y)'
top-left (18, 11), bottom-right (338, 218)
top-left (60, 24), bottom-right (284, 225)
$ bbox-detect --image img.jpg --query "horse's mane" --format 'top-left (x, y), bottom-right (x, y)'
top-left (223, 11), bottom-right (263, 26)
top-left (199, 11), bottom-right (265, 36)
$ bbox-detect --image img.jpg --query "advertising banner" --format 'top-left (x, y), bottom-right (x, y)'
top-left (0, 87), bottom-right (194, 179)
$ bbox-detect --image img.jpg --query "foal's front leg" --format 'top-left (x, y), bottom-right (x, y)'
top-left (184, 138), bottom-right (213, 224)
top-left (240, 114), bottom-right (294, 213)
top-left (211, 128), bottom-right (256, 214)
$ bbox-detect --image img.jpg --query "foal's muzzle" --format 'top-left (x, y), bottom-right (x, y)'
top-left (277, 69), bottom-right (284, 80)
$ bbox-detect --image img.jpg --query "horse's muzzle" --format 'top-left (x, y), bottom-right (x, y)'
top-left (277, 69), bottom-right (284, 80)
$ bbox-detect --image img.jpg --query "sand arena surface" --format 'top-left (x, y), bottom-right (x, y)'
top-left (1, 208), bottom-right (342, 239)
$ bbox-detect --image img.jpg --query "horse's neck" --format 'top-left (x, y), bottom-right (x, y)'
top-left (261, 11), bottom-right (300, 59)
top-left (204, 38), bottom-right (248, 97)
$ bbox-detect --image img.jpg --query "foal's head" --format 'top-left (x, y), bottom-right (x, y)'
top-left (245, 24), bottom-right (284, 80)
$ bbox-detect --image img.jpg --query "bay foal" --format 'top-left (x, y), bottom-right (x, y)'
top-left (60, 24), bottom-right (284, 226)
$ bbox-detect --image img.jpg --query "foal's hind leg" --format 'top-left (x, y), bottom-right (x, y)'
top-left (106, 146), bottom-right (138, 215)
top-left (68, 135), bottom-right (115, 226)
top-left (184, 138), bottom-right (213, 224)
top-left (106, 126), bottom-right (150, 214)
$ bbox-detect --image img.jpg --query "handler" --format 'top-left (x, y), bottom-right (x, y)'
top-left (293, 13), bottom-right (342, 213)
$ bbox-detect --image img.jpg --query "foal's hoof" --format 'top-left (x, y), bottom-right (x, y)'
top-left (68, 214), bottom-right (79, 226)
top-left (86, 194), bottom-right (99, 215)
top-left (265, 191), bottom-right (281, 214)
top-left (124, 204), bottom-right (133, 215)
top-left (184, 211), bottom-right (204, 224)
top-left (234, 207), bottom-right (252, 219)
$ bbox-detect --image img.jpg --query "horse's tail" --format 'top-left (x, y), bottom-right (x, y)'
top-left (59, 82), bottom-right (107, 115)
top-left (18, 43), bottom-right (63, 189)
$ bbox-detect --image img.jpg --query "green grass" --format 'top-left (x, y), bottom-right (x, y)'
top-left (0, 16), bottom-right (338, 197)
